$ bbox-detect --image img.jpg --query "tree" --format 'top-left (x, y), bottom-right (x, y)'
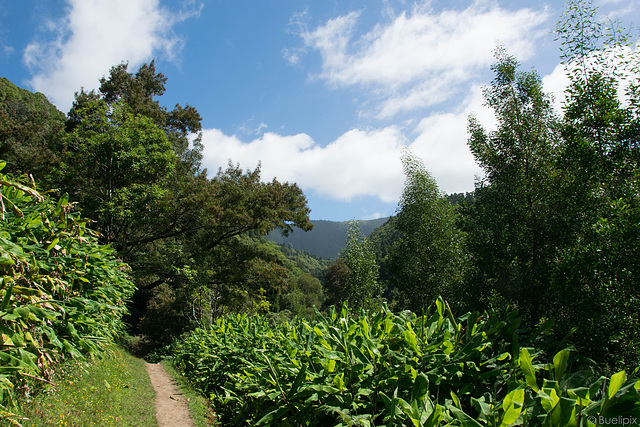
top-left (278, 273), bottom-right (323, 319)
top-left (367, 216), bottom-right (400, 299)
top-left (387, 151), bottom-right (466, 313)
top-left (461, 0), bottom-right (640, 368)
top-left (67, 60), bottom-right (202, 168)
top-left (339, 220), bottom-right (382, 311)
top-left (323, 258), bottom-right (349, 309)
top-left (464, 49), bottom-right (561, 324)
top-left (125, 161), bottom-right (312, 348)
top-left (61, 100), bottom-right (177, 249)
top-left (55, 62), bottom-right (314, 350)
top-left (0, 77), bottom-right (66, 184)
top-left (550, 0), bottom-right (640, 368)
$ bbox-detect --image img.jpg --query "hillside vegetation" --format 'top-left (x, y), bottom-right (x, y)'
top-left (267, 217), bottom-right (389, 259)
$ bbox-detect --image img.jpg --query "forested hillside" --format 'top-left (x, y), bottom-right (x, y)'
top-left (0, 77), bottom-right (66, 185)
top-left (267, 217), bottom-right (388, 259)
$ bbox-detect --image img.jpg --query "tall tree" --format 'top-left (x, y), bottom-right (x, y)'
top-left (551, 0), bottom-right (640, 368)
top-left (67, 60), bottom-right (203, 170)
top-left (323, 258), bottom-right (349, 309)
top-left (62, 100), bottom-right (177, 248)
top-left (387, 151), bottom-right (466, 313)
top-left (340, 220), bottom-right (382, 311)
top-left (57, 62), bottom-right (314, 349)
top-left (464, 49), bottom-right (561, 324)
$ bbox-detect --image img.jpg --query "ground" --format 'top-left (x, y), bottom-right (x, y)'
top-left (146, 363), bottom-right (196, 427)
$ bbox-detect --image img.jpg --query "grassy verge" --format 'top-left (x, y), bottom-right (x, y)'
top-left (161, 359), bottom-right (218, 427)
top-left (18, 346), bottom-right (156, 427)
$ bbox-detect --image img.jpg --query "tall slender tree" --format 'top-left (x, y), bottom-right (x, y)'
top-left (551, 0), bottom-right (640, 368)
top-left (387, 151), bottom-right (466, 313)
top-left (464, 49), bottom-right (561, 325)
top-left (340, 220), bottom-right (382, 311)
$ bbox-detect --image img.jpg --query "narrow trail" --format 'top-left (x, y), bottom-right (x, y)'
top-left (146, 362), bottom-right (196, 427)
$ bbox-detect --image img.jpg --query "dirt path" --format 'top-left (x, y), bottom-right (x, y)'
top-left (146, 362), bottom-right (196, 427)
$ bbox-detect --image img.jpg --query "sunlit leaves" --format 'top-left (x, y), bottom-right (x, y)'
top-left (172, 300), bottom-right (639, 426)
top-left (0, 170), bottom-right (134, 421)
top-left (551, 0), bottom-right (640, 368)
top-left (464, 48), bottom-right (560, 325)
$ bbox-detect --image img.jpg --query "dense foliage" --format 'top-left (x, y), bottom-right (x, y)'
top-left (339, 221), bottom-right (382, 311)
top-left (1, 61), bottom-right (315, 354)
top-left (458, 0), bottom-right (640, 369)
top-left (464, 47), bottom-right (562, 331)
top-left (0, 78), bottom-right (65, 185)
top-left (173, 300), bottom-right (639, 426)
top-left (386, 152), bottom-right (466, 313)
top-left (276, 243), bottom-right (333, 280)
top-left (0, 167), bottom-right (134, 422)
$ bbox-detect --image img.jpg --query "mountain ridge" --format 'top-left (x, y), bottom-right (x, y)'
top-left (267, 217), bottom-right (390, 259)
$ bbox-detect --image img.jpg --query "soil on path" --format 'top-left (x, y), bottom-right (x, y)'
top-left (146, 362), bottom-right (196, 427)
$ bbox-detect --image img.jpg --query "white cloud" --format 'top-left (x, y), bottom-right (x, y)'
top-left (201, 126), bottom-right (408, 203)
top-left (23, 0), bottom-right (201, 111)
top-left (409, 85), bottom-right (491, 193)
top-left (254, 0), bottom-right (557, 202)
top-left (294, 1), bottom-right (551, 118)
top-left (376, 70), bottom-right (465, 119)
top-left (300, 10), bottom-right (361, 82)
top-left (200, 87), bottom-right (492, 204)
top-left (542, 63), bottom-right (570, 114)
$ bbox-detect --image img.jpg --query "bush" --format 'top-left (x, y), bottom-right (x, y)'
top-left (172, 298), bottom-right (640, 426)
top-left (0, 164), bottom-right (135, 422)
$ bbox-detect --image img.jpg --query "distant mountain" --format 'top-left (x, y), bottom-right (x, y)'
top-left (267, 217), bottom-right (390, 259)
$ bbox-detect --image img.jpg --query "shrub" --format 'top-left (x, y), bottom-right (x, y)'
top-left (172, 298), bottom-right (639, 426)
top-left (0, 164), bottom-right (135, 423)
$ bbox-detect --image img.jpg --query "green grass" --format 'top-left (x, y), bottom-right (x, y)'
top-left (18, 346), bottom-right (157, 427)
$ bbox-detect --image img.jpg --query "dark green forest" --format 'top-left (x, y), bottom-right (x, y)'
top-left (1, 0), bottom-right (639, 423)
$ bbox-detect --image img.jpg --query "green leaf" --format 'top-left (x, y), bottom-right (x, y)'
top-left (333, 372), bottom-right (345, 390)
top-left (519, 348), bottom-right (539, 392)
top-left (1, 280), bottom-right (14, 311)
top-left (607, 370), bottom-right (626, 400)
top-left (256, 406), bottom-right (289, 425)
top-left (410, 373), bottom-right (429, 403)
top-left (287, 364), bottom-right (306, 400)
top-left (553, 349), bottom-right (571, 380)
top-left (450, 390), bottom-right (461, 409)
top-left (500, 387), bottom-right (525, 426)
top-left (45, 237), bottom-right (60, 251)
top-left (450, 406), bottom-right (484, 427)
top-left (539, 388), bottom-right (560, 413)
top-left (404, 327), bottom-right (420, 354)
top-left (423, 404), bottom-right (443, 427)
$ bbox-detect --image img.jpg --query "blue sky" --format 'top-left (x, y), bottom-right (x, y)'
top-left (1, 0), bottom-right (638, 221)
